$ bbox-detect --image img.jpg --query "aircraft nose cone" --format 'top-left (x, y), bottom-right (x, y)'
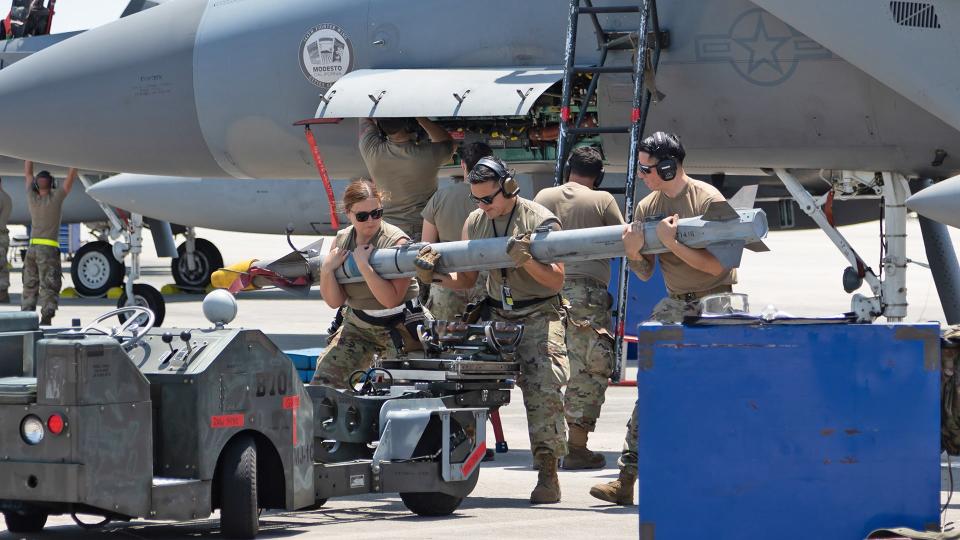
top-left (0, 0), bottom-right (224, 176)
top-left (907, 175), bottom-right (960, 229)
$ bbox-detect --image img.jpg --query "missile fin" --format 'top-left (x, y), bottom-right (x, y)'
top-left (701, 200), bottom-right (740, 222)
top-left (726, 185), bottom-right (759, 209)
top-left (706, 240), bottom-right (745, 269)
top-left (746, 241), bottom-right (771, 253)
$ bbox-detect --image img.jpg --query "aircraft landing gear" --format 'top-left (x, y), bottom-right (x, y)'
top-left (77, 175), bottom-right (166, 325)
top-left (170, 229), bottom-right (222, 293)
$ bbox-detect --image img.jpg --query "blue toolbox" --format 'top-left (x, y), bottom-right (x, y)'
top-left (635, 323), bottom-right (940, 540)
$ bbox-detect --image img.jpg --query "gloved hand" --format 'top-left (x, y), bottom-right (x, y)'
top-left (415, 244), bottom-right (442, 283)
top-left (506, 233), bottom-right (533, 267)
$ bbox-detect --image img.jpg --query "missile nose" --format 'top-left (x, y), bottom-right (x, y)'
top-left (0, 0), bottom-right (225, 176)
top-left (907, 175), bottom-right (960, 229)
top-left (85, 173), bottom-right (147, 208)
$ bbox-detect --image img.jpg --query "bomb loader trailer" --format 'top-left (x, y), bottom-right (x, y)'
top-left (0, 302), bottom-right (518, 538)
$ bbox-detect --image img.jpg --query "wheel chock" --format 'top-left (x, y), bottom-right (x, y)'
top-left (160, 284), bottom-right (182, 295)
top-left (106, 287), bottom-right (124, 299)
top-left (60, 287), bottom-right (79, 298)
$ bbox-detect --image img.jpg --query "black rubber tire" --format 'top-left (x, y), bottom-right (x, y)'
top-left (117, 283), bottom-right (166, 327)
top-left (3, 510), bottom-right (48, 532)
top-left (399, 492), bottom-right (464, 516)
top-left (171, 238), bottom-right (223, 292)
top-left (70, 241), bottom-right (123, 297)
top-left (220, 434), bottom-right (258, 539)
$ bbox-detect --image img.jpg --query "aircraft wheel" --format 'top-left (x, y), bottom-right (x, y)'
top-left (3, 510), bottom-right (48, 533)
top-left (220, 434), bottom-right (258, 540)
top-left (171, 238), bottom-right (223, 293)
top-left (71, 241), bottom-right (123, 297)
top-left (117, 283), bottom-right (166, 327)
top-left (399, 492), bottom-right (464, 516)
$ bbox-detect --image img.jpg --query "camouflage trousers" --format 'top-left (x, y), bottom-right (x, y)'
top-left (0, 231), bottom-right (9, 292)
top-left (425, 271), bottom-right (487, 322)
top-left (648, 296), bottom-right (700, 324)
top-left (619, 402), bottom-right (638, 475)
top-left (21, 244), bottom-right (61, 318)
top-left (491, 298), bottom-right (570, 458)
top-left (562, 278), bottom-right (614, 432)
top-left (311, 305), bottom-right (430, 388)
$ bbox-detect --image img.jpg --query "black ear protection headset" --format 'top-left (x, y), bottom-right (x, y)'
top-left (649, 131), bottom-right (680, 181)
top-left (475, 157), bottom-right (519, 198)
top-left (32, 171), bottom-right (55, 193)
top-left (563, 153), bottom-right (606, 188)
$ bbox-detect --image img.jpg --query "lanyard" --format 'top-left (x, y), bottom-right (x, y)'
top-left (490, 203), bottom-right (518, 309)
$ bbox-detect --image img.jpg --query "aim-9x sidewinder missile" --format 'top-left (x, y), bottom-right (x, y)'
top-left (213, 187), bottom-right (768, 295)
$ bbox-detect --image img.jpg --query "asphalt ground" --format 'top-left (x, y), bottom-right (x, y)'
top-left (0, 216), bottom-right (956, 538)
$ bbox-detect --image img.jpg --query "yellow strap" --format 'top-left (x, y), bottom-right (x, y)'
top-left (29, 238), bottom-right (60, 247)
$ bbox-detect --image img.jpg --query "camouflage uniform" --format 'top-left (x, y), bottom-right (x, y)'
top-left (619, 405), bottom-right (638, 476)
top-left (21, 245), bottom-right (61, 319)
top-left (491, 297), bottom-right (570, 457)
top-left (0, 232), bottom-right (9, 294)
top-left (311, 306), bottom-right (427, 388)
top-left (426, 271), bottom-right (487, 322)
top-left (562, 278), bottom-right (614, 432)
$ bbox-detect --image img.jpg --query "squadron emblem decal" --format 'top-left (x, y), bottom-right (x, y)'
top-left (299, 23), bottom-right (353, 90)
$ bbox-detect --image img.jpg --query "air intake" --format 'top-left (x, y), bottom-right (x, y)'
top-left (889, 1), bottom-right (941, 28)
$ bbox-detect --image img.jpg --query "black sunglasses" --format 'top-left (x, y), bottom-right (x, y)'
top-left (637, 162), bottom-right (656, 175)
top-left (353, 208), bottom-right (384, 222)
top-left (470, 187), bottom-right (503, 206)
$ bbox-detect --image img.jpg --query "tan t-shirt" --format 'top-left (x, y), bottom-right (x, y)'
top-left (465, 197), bottom-right (562, 302)
top-left (359, 129), bottom-right (455, 237)
top-left (0, 189), bottom-right (11, 235)
top-left (634, 178), bottom-right (737, 295)
top-left (534, 182), bottom-right (624, 285)
top-left (335, 221), bottom-right (419, 310)
top-left (28, 189), bottom-right (67, 241)
top-left (421, 182), bottom-right (476, 243)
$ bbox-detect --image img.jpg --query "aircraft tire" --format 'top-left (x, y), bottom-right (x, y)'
top-left (171, 238), bottom-right (223, 293)
top-left (219, 434), bottom-right (259, 540)
top-left (399, 492), bottom-right (464, 516)
top-left (71, 241), bottom-right (123, 297)
top-left (117, 283), bottom-right (166, 327)
top-left (3, 510), bottom-right (48, 533)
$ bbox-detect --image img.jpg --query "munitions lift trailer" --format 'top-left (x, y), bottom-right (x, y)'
top-left (0, 307), bottom-right (519, 538)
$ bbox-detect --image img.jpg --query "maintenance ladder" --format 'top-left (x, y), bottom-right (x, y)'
top-left (553, 0), bottom-right (668, 382)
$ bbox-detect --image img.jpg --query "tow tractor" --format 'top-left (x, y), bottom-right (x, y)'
top-left (0, 293), bottom-right (519, 538)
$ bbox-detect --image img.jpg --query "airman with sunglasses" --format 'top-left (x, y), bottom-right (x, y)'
top-left (310, 179), bottom-right (427, 388)
top-left (416, 155), bottom-right (570, 505)
top-left (592, 131), bottom-right (738, 507)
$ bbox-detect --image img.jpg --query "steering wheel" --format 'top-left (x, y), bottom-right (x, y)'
top-left (78, 306), bottom-right (155, 349)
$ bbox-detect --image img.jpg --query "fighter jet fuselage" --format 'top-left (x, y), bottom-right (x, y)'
top-left (0, 0), bottom-right (954, 181)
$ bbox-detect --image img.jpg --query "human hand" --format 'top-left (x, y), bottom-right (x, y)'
top-left (506, 233), bottom-right (533, 267)
top-left (323, 247), bottom-right (349, 274)
top-left (656, 214), bottom-right (680, 247)
top-left (622, 222), bottom-right (645, 260)
top-left (415, 244), bottom-right (442, 283)
top-left (353, 244), bottom-right (374, 266)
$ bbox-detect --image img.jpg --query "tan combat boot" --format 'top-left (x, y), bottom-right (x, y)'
top-left (589, 470), bottom-right (636, 505)
top-left (561, 424), bottom-right (606, 470)
top-left (530, 453), bottom-right (561, 504)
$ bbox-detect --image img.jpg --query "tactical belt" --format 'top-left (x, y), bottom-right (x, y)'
top-left (485, 294), bottom-right (559, 311)
top-left (29, 238), bottom-right (59, 248)
top-left (669, 285), bottom-right (732, 303)
top-left (350, 299), bottom-right (425, 354)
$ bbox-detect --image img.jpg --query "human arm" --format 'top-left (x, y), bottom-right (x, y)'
top-left (429, 220), bottom-right (477, 290)
top-left (509, 225), bottom-right (565, 291)
top-left (657, 214), bottom-right (725, 276)
top-left (62, 168), bottom-right (77, 195)
top-left (417, 117), bottom-right (452, 143)
top-left (319, 247), bottom-right (350, 308)
top-left (622, 222), bottom-right (655, 280)
top-left (353, 238), bottom-right (415, 308)
top-left (421, 219), bottom-right (439, 243)
top-left (24, 160), bottom-right (33, 190)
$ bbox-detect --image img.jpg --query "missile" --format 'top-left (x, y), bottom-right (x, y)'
top-left (212, 199), bottom-right (769, 295)
top-left (906, 174), bottom-right (960, 229)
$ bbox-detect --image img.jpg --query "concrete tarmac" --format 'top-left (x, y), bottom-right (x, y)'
top-left (0, 215), bottom-right (956, 537)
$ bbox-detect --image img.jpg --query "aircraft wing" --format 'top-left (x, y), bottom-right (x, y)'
top-left (314, 67), bottom-right (563, 119)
